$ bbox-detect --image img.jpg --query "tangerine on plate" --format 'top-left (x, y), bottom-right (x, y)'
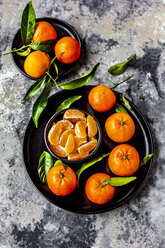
top-left (75, 121), bottom-right (87, 138)
top-left (68, 152), bottom-right (89, 161)
top-left (24, 51), bottom-right (50, 78)
top-left (59, 129), bottom-right (75, 147)
top-left (87, 115), bottom-right (97, 138)
top-left (55, 36), bottom-right (81, 64)
top-left (32, 21), bottom-right (57, 43)
top-left (49, 144), bottom-right (66, 157)
top-left (65, 133), bottom-right (75, 155)
top-left (78, 139), bottom-right (97, 154)
top-left (85, 173), bottom-right (115, 204)
top-left (108, 144), bottom-right (140, 176)
top-left (105, 112), bottom-right (135, 143)
top-left (47, 164), bottom-right (76, 196)
top-left (48, 122), bottom-right (63, 146)
top-left (88, 85), bottom-right (116, 112)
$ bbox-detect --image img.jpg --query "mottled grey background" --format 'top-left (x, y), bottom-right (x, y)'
top-left (0, 0), bottom-right (165, 247)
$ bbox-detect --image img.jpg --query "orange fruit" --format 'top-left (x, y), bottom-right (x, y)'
top-left (57, 120), bottom-right (74, 130)
top-left (59, 129), bottom-right (75, 147)
top-left (105, 112), bottom-right (135, 143)
top-left (85, 173), bottom-right (115, 204)
top-left (88, 85), bottom-right (116, 112)
top-left (78, 139), bottom-right (97, 154)
top-left (50, 144), bottom-right (66, 157)
top-left (68, 152), bottom-right (89, 161)
top-left (87, 115), bottom-right (97, 138)
top-left (32, 21), bottom-right (57, 43)
top-left (48, 122), bottom-right (63, 146)
top-left (65, 134), bottom-right (75, 155)
top-left (47, 164), bottom-right (76, 196)
top-left (55, 36), bottom-right (81, 64)
top-left (108, 144), bottom-right (140, 176)
top-left (24, 51), bottom-right (50, 78)
top-left (75, 121), bottom-right (87, 138)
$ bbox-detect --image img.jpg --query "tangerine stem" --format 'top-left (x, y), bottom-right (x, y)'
top-left (123, 154), bottom-right (129, 160)
top-left (46, 71), bottom-right (61, 91)
top-left (4, 44), bottom-right (29, 55)
top-left (121, 120), bottom-right (126, 126)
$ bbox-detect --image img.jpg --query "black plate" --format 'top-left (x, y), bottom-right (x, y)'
top-left (23, 86), bottom-right (154, 214)
top-left (12, 17), bottom-right (81, 80)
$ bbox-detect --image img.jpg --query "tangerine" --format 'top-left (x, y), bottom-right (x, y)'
top-left (24, 51), bottom-right (50, 78)
top-left (32, 21), bottom-right (57, 43)
top-left (85, 173), bottom-right (115, 204)
top-left (105, 112), bottom-right (135, 143)
top-left (55, 36), bottom-right (81, 64)
top-left (47, 164), bottom-right (76, 196)
top-left (88, 85), bottom-right (116, 112)
top-left (108, 144), bottom-right (140, 176)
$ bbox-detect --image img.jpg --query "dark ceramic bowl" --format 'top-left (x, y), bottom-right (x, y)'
top-left (11, 17), bottom-right (82, 81)
top-left (44, 108), bottom-right (102, 164)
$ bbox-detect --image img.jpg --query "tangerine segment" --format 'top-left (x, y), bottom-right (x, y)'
top-left (75, 121), bottom-right (87, 138)
top-left (50, 144), bottom-right (66, 157)
top-left (59, 129), bottom-right (75, 147)
top-left (48, 123), bottom-right (63, 146)
top-left (78, 139), bottom-right (97, 154)
top-left (63, 109), bottom-right (85, 123)
top-left (87, 115), bottom-right (98, 138)
top-left (57, 120), bottom-right (74, 130)
top-left (68, 152), bottom-right (89, 161)
top-left (85, 173), bottom-right (115, 204)
top-left (65, 134), bottom-right (75, 155)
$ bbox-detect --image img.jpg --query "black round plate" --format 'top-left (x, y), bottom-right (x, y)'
top-left (12, 17), bottom-right (81, 80)
top-left (23, 86), bottom-right (153, 214)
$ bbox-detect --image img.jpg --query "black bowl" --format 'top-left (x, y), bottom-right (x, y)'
top-left (11, 17), bottom-right (82, 80)
top-left (44, 108), bottom-right (102, 164)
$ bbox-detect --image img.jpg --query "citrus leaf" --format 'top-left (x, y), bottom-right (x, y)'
top-left (76, 153), bottom-right (109, 187)
top-left (111, 75), bottom-right (134, 90)
top-left (59, 63), bottom-right (100, 90)
top-left (30, 39), bottom-right (55, 52)
top-left (54, 160), bottom-right (63, 166)
top-left (108, 53), bottom-right (136, 76)
top-left (32, 79), bottom-right (51, 128)
top-left (21, 1), bottom-right (36, 45)
top-left (38, 151), bottom-right (53, 183)
top-left (24, 75), bottom-right (46, 100)
top-left (140, 154), bottom-right (154, 167)
top-left (56, 95), bottom-right (82, 113)
top-left (121, 94), bottom-right (131, 110)
top-left (16, 47), bottom-right (31, 56)
top-left (115, 102), bottom-right (128, 114)
top-left (100, 177), bottom-right (137, 187)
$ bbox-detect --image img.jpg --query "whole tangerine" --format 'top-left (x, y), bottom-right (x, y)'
top-left (32, 21), bottom-right (57, 43)
top-left (85, 173), bottom-right (115, 204)
top-left (88, 85), bottom-right (116, 112)
top-left (54, 36), bottom-right (81, 64)
top-left (47, 164), bottom-right (77, 196)
top-left (108, 144), bottom-right (140, 176)
top-left (24, 51), bottom-right (50, 78)
top-left (105, 112), bottom-right (135, 143)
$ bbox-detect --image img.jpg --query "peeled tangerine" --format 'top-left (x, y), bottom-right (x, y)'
top-left (78, 139), bottom-right (97, 154)
top-left (57, 120), bottom-right (74, 130)
top-left (68, 152), bottom-right (89, 161)
top-left (73, 136), bottom-right (87, 152)
top-left (50, 144), bottom-right (66, 157)
top-left (65, 134), bottom-right (75, 156)
top-left (63, 109), bottom-right (86, 123)
top-left (75, 121), bottom-right (87, 138)
top-left (48, 122), bottom-right (63, 146)
top-left (59, 129), bottom-right (75, 147)
top-left (87, 115), bottom-right (97, 138)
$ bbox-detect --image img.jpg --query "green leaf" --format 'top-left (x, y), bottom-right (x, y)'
top-left (53, 62), bottom-right (58, 80)
top-left (121, 94), bottom-right (131, 110)
top-left (56, 95), bottom-right (82, 113)
top-left (108, 53), bottom-right (136, 76)
top-left (30, 40), bottom-right (55, 52)
top-left (111, 75), bottom-right (134, 90)
top-left (54, 160), bottom-right (63, 166)
top-left (76, 153), bottom-right (109, 187)
top-left (21, 1), bottom-right (36, 45)
top-left (140, 154), bottom-right (154, 167)
top-left (59, 63), bottom-right (100, 90)
top-left (16, 47), bottom-right (31, 56)
top-left (32, 79), bottom-right (51, 128)
top-left (100, 177), bottom-right (137, 187)
top-left (38, 151), bottom-right (53, 183)
top-left (115, 102), bottom-right (128, 114)
top-left (24, 75), bottom-right (46, 100)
